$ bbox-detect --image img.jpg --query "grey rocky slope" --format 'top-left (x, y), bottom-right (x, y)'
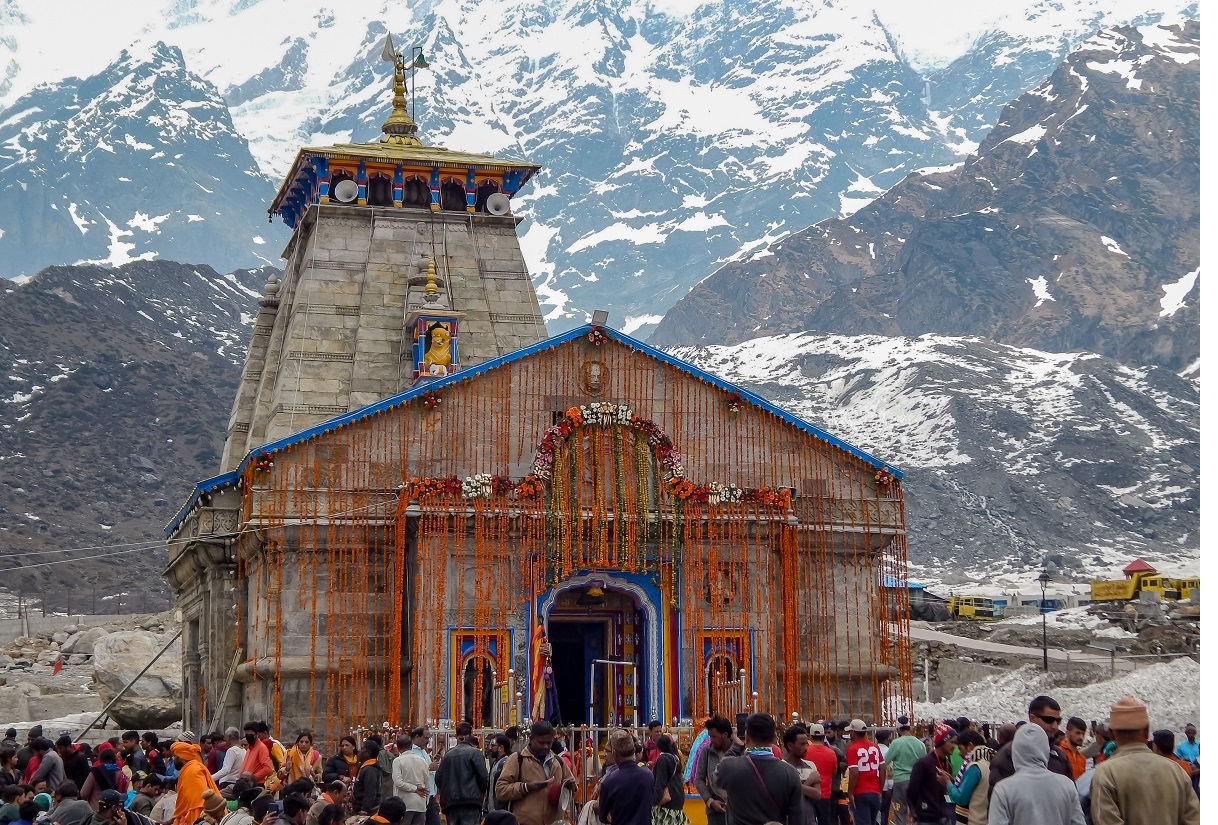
top-left (653, 22), bottom-right (1200, 375)
top-left (0, 262), bottom-right (267, 610)
top-left (670, 332), bottom-right (1198, 580)
top-left (0, 43), bottom-right (282, 280)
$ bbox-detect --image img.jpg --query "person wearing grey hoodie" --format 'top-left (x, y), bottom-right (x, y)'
top-left (989, 725), bottom-right (1084, 825)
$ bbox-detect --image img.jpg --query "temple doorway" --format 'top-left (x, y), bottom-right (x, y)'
top-left (543, 577), bottom-right (652, 726)
top-left (548, 620), bottom-right (605, 726)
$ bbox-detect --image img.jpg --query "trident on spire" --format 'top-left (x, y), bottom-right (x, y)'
top-left (379, 33), bottom-right (429, 147)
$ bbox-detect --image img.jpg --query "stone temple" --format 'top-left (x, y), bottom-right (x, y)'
top-left (165, 48), bottom-right (912, 737)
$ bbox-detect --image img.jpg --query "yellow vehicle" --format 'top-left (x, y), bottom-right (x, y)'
top-left (1090, 559), bottom-right (1180, 601)
top-left (1174, 577), bottom-right (1200, 600)
top-left (947, 596), bottom-right (996, 620)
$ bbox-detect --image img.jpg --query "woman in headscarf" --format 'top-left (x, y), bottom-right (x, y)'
top-left (322, 738), bottom-right (358, 786)
top-left (280, 733), bottom-right (322, 785)
top-left (80, 747), bottom-right (128, 810)
top-left (170, 743), bottom-right (219, 825)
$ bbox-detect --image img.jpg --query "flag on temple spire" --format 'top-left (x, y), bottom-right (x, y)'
top-left (381, 33), bottom-right (397, 63)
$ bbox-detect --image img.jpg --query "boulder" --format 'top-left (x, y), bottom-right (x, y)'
top-left (91, 631), bottom-right (182, 729)
top-left (51, 632), bottom-right (69, 645)
top-left (67, 655), bottom-right (88, 666)
top-left (61, 627), bottom-right (108, 655)
top-left (0, 683), bottom-right (40, 721)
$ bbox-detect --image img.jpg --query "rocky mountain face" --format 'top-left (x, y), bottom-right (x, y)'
top-left (672, 332), bottom-right (1199, 581)
top-left (0, 0), bottom-right (1194, 335)
top-left (0, 262), bottom-right (266, 610)
top-left (653, 23), bottom-right (1200, 375)
top-left (0, 43), bottom-right (282, 280)
top-left (923, 0), bottom-right (1198, 143)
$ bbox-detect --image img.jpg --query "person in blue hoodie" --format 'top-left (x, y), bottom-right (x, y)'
top-left (989, 725), bottom-right (1084, 825)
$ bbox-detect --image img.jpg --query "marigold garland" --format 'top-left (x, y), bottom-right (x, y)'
top-left (419, 389), bottom-right (442, 409)
top-left (875, 468), bottom-right (896, 490)
top-left (533, 403), bottom-right (685, 481)
top-left (587, 327), bottom-right (607, 346)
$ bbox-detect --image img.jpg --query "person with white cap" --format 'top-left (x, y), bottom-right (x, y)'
top-left (1089, 695), bottom-right (1198, 825)
top-left (885, 717), bottom-right (925, 824)
top-left (800, 725), bottom-right (837, 825)
top-left (845, 720), bottom-right (883, 825)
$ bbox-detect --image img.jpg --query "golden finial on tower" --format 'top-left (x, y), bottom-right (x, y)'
top-left (425, 255), bottom-right (439, 301)
top-left (379, 33), bottom-right (427, 147)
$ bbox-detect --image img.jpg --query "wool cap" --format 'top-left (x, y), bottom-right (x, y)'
top-left (202, 789), bottom-right (228, 820)
top-left (1108, 695), bottom-right (1150, 731)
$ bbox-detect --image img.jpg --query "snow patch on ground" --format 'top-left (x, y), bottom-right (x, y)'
top-left (916, 657), bottom-right (1198, 732)
top-left (1001, 123), bottom-right (1047, 145)
top-left (1100, 236), bottom-right (1129, 257)
top-left (1026, 276), bottom-right (1054, 307)
top-left (622, 314), bottom-right (665, 335)
top-left (1159, 268), bottom-right (1198, 317)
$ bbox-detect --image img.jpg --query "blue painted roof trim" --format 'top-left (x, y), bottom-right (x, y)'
top-left (166, 325), bottom-right (902, 536)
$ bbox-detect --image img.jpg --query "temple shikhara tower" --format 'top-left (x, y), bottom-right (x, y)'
top-left (166, 42), bottom-right (912, 737)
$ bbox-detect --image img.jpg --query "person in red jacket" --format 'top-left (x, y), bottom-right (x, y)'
top-left (239, 724), bottom-right (273, 784)
top-left (803, 724), bottom-right (839, 825)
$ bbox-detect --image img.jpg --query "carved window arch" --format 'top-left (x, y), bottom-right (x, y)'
top-left (403, 176), bottom-right (430, 208)
top-left (368, 172), bottom-right (393, 206)
top-left (440, 179), bottom-right (467, 211)
top-left (328, 170), bottom-right (355, 204)
top-left (474, 181), bottom-right (500, 213)
top-left (460, 652), bottom-right (495, 726)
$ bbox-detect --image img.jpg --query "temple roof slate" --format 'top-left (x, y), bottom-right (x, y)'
top-left (165, 324), bottom-right (904, 537)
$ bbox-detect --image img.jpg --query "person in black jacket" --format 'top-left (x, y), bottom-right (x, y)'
top-left (323, 737), bottom-right (359, 786)
top-left (987, 696), bottom-right (1073, 798)
top-left (0, 750), bottom-right (18, 792)
top-left (55, 739), bottom-right (89, 792)
top-left (434, 723), bottom-right (488, 825)
top-left (352, 740), bottom-right (383, 815)
top-left (906, 724), bottom-right (955, 825)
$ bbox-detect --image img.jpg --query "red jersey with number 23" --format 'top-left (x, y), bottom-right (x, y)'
top-left (846, 740), bottom-right (883, 796)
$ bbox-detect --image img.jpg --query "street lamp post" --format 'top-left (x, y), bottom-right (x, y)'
top-left (1038, 570), bottom-right (1051, 671)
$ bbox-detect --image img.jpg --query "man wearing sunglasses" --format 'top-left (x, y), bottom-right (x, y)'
top-left (987, 696), bottom-right (1074, 797)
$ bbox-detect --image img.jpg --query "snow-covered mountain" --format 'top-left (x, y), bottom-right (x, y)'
top-left (673, 332), bottom-right (1199, 581)
top-left (0, 43), bottom-right (280, 278)
top-left (654, 22), bottom-right (1200, 374)
top-left (0, 0), bottom-right (1195, 335)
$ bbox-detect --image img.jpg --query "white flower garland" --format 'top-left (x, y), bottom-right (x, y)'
top-left (579, 402), bottom-right (634, 426)
top-left (705, 481), bottom-right (743, 505)
top-left (461, 473), bottom-right (495, 500)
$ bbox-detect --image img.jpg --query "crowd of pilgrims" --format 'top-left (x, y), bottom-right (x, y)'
top-left (0, 691), bottom-right (1199, 825)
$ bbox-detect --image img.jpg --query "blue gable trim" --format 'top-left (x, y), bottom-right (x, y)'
top-left (166, 325), bottom-right (902, 536)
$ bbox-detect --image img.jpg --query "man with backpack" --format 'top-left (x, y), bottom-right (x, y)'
top-left (494, 722), bottom-right (576, 825)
